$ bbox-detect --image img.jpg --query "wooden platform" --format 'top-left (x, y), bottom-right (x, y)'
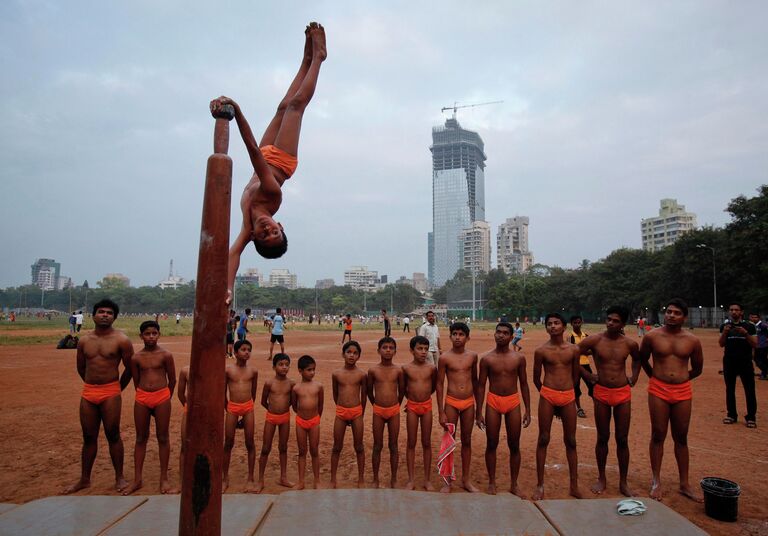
top-left (0, 491), bottom-right (709, 535)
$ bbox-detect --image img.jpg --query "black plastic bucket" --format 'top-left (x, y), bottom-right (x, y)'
top-left (700, 477), bottom-right (740, 522)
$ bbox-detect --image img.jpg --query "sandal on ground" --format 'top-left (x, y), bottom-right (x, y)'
top-left (746, 420), bottom-right (757, 428)
top-left (722, 417), bottom-right (736, 424)
top-left (576, 408), bottom-right (587, 418)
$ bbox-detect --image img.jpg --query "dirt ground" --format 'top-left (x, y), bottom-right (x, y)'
top-left (0, 323), bottom-right (766, 535)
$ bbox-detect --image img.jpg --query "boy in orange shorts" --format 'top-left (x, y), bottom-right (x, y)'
top-left (64, 299), bottom-right (133, 494)
top-left (219, 23), bottom-right (327, 304)
top-left (403, 335), bottom-right (437, 490)
top-left (639, 298), bottom-right (703, 502)
top-left (223, 340), bottom-right (258, 492)
top-left (436, 322), bottom-right (479, 493)
top-left (257, 353), bottom-right (295, 492)
top-left (533, 313), bottom-right (583, 500)
top-left (476, 322), bottom-right (531, 496)
top-left (292, 355), bottom-right (324, 489)
top-left (577, 306), bottom-right (640, 497)
top-left (367, 337), bottom-right (404, 488)
top-left (331, 341), bottom-right (367, 488)
top-left (123, 320), bottom-right (178, 495)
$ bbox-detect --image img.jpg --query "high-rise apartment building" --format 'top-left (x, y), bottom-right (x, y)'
top-left (497, 217), bottom-right (534, 274)
top-left (236, 267), bottom-right (263, 287)
top-left (641, 199), bottom-right (697, 252)
top-left (315, 278), bottom-right (335, 289)
top-left (268, 269), bottom-right (298, 289)
top-left (412, 272), bottom-right (428, 293)
top-left (429, 118), bottom-right (486, 286)
top-left (460, 221), bottom-right (491, 275)
top-left (344, 266), bottom-right (378, 291)
top-left (31, 258), bottom-right (61, 290)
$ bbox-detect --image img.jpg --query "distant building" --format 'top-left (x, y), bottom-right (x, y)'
top-left (497, 216), bottom-right (534, 274)
top-left (31, 258), bottom-right (60, 290)
top-left (344, 265), bottom-right (378, 291)
top-left (269, 269), bottom-right (298, 289)
top-left (101, 273), bottom-right (131, 287)
top-left (429, 117), bottom-right (486, 286)
top-left (641, 199), bottom-right (697, 252)
top-left (460, 220), bottom-right (491, 275)
top-left (158, 259), bottom-right (187, 289)
top-left (58, 276), bottom-right (73, 290)
top-left (412, 272), bottom-right (428, 293)
top-left (315, 278), bottom-right (335, 289)
top-left (236, 267), bottom-right (263, 287)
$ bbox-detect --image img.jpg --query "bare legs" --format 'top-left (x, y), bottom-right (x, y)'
top-left (591, 400), bottom-right (633, 496)
top-left (534, 398), bottom-right (582, 500)
top-left (440, 405), bottom-right (478, 493)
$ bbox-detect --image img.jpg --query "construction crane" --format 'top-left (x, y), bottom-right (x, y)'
top-left (441, 100), bottom-right (503, 118)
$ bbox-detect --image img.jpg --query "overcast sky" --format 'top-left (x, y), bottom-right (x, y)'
top-left (2, 1), bottom-right (766, 288)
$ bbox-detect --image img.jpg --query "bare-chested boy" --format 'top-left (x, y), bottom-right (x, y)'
top-left (123, 321), bottom-right (178, 495)
top-left (402, 335), bottom-right (437, 491)
top-left (533, 313), bottom-right (583, 500)
top-left (292, 355), bottom-right (324, 489)
top-left (220, 22), bottom-right (327, 304)
top-left (476, 322), bottom-right (531, 496)
top-left (177, 364), bottom-right (190, 480)
top-left (367, 337), bottom-right (405, 488)
top-left (331, 341), bottom-right (367, 488)
top-left (257, 353), bottom-right (295, 493)
top-left (639, 298), bottom-right (703, 502)
top-left (223, 340), bottom-right (258, 492)
top-left (577, 306), bottom-right (640, 497)
top-left (436, 322), bottom-right (479, 493)
top-left (64, 299), bottom-right (133, 494)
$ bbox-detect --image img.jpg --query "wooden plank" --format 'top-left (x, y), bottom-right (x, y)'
top-left (0, 496), bottom-right (146, 536)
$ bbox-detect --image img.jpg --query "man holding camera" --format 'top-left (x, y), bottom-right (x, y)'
top-left (719, 303), bottom-right (757, 428)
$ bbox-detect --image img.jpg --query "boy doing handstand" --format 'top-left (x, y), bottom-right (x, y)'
top-left (402, 335), bottom-right (437, 490)
top-left (223, 340), bottom-right (258, 492)
top-left (533, 313), bottom-right (583, 500)
top-left (124, 321), bottom-right (178, 495)
top-left (476, 322), bottom-right (531, 496)
top-left (436, 322), bottom-right (480, 493)
top-left (257, 353), bottom-right (295, 492)
top-left (367, 337), bottom-right (405, 488)
top-left (217, 22), bottom-right (327, 304)
top-left (331, 341), bottom-right (367, 488)
top-left (292, 355), bottom-right (324, 489)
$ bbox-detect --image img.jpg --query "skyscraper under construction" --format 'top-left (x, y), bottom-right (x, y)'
top-left (428, 117), bottom-right (486, 287)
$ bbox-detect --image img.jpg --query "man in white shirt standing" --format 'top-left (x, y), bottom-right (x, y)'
top-left (417, 310), bottom-right (441, 365)
top-left (403, 315), bottom-right (410, 333)
top-left (75, 311), bottom-right (84, 333)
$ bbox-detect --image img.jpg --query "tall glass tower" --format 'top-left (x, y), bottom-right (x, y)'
top-left (428, 118), bottom-right (486, 287)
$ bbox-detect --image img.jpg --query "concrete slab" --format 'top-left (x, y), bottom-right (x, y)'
top-left (105, 494), bottom-right (275, 536)
top-left (0, 496), bottom-right (146, 536)
top-left (0, 503), bottom-right (19, 515)
top-left (536, 498), bottom-right (708, 536)
top-left (257, 489), bottom-right (559, 536)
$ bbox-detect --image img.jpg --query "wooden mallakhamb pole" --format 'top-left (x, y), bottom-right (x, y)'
top-left (179, 104), bottom-right (234, 535)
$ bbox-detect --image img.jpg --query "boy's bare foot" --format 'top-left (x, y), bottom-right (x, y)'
top-left (569, 485), bottom-right (584, 499)
top-left (619, 481), bottom-right (635, 497)
top-left (121, 480), bottom-right (143, 496)
top-left (424, 481), bottom-right (435, 491)
top-left (510, 484), bottom-right (526, 498)
top-left (329, 479), bottom-right (337, 489)
top-left (308, 22), bottom-right (327, 61)
top-left (679, 484), bottom-right (703, 503)
top-left (277, 478), bottom-right (295, 488)
top-left (312, 480), bottom-right (319, 489)
top-left (591, 478), bottom-right (607, 495)
top-left (389, 477), bottom-right (397, 489)
top-left (650, 480), bottom-right (663, 501)
top-left (462, 480), bottom-right (480, 493)
top-left (62, 479), bottom-right (90, 495)
top-left (357, 478), bottom-right (365, 488)
top-left (115, 477), bottom-right (129, 492)
top-left (372, 479), bottom-right (380, 489)
top-left (295, 481), bottom-right (305, 491)
top-left (404, 480), bottom-right (415, 490)
top-left (532, 485), bottom-right (545, 501)
top-left (303, 25), bottom-right (312, 64)
top-left (244, 481), bottom-right (259, 493)
top-left (440, 483), bottom-right (451, 494)
top-left (487, 482), bottom-right (497, 495)
top-left (160, 480), bottom-right (179, 494)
